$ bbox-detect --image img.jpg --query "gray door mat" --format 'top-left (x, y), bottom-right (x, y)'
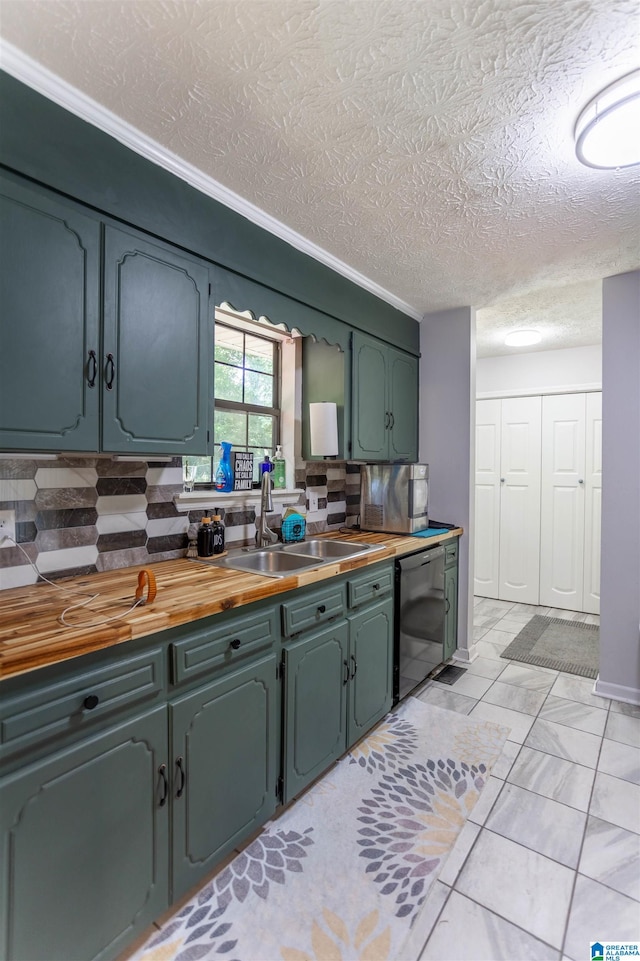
top-left (500, 615), bottom-right (599, 678)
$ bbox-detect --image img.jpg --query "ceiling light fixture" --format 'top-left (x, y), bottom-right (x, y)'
top-left (575, 69), bottom-right (640, 169)
top-left (504, 330), bottom-right (542, 348)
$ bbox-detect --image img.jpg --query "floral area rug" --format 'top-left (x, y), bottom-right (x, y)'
top-left (132, 696), bottom-right (509, 961)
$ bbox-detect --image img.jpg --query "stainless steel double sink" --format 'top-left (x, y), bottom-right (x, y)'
top-left (208, 537), bottom-right (384, 578)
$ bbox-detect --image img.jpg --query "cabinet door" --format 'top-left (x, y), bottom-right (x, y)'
top-left (347, 598), bottom-right (393, 748)
top-left (498, 396), bottom-right (541, 605)
top-left (444, 564), bottom-right (459, 662)
top-left (351, 331), bottom-right (389, 460)
top-left (474, 399), bottom-right (501, 598)
top-left (388, 347), bottom-right (419, 461)
top-left (0, 172), bottom-right (101, 451)
top-left (540, 394), bottom-right (586, 610)
top-left (102, 224), bottom-right (213, 455)
top-left (0, 707), bottom-right (168, 961)
top-left (583, 393), bottom-right (602, 615)
top-left (283, 620), bottom-right (349, 802)
top-left (170, 654), bottom-right (278, 900)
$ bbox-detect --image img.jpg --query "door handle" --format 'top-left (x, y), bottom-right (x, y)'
top-left (350, 655), bottom-right (357, 680)
top-left (389, 412), bottom-right (395, 429)
top-left (105, 353), bottom-right (115, 390)
top-left (175, 756), bottom-right (186, 798)
top-left (343, 659), bottom-right (350, 685)
top-left (158, 764), bottom-right (168, 807)
top-left (86, 350), bottom-right (97, 388)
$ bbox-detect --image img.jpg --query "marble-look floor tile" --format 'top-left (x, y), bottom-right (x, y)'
top-left (474, 598), bottom-right (516, 614)
top-left (473, 613), bottom-right (501, 631)
top-left (419, 890), bottom-right (560, 961)
top-left (474, 640), bottom-right (509, 662)
top-left (507, 745), bottom-right (595, 812)
top-left (550, 674), bottom-right (610, 711)
top-left (416, 684), bottom-right (476, 715)
top-left (509, 603), bottom-right (552, 616)
top-left (482, 680), bottom-right (547, 716)
top-left (578, 815), bottom-right (640, 902)
top-left (455, 830), bottom-right (574, 949)
top-left (609, 699), bottom-right (640, 718)
top-left (470, 700), bottom-right (536, 744)
top-left (438, 820), bottom-right (481, 886)
top-left (525, 718), bottom-right (602, 768)
top-left (494, 616), bottom-right (533, 633)
top-left (499, 663), bottom-right (557, 692)
top-left (604, 711), bottom-right (640, 748)
top-left (538, 696), bottom-right (608, 737)
top-left (563, 874), bottom-right (640, 961)
top-left (446, 672), bottom-right (494, 699)
top-left (589, 771), bottom-right (640, 834)
top-left (468, 776), bottom-right (504, 826)
top-left (598, 737), bottom-right (640, 785)
top-left (545, 608), bottom-right (588, 621)
top-left (463, 656), bottom-right (507, 680)
top-left (473, 625), bottom-right (492, 642)
top-left (481, 627), bottom-right (518, 647)
top-left (485, 782), bottom-right (586, 868)
top-left (491, 739), bottom-right (521, 780)
top-left (401, 880), bottom-right (450, 961)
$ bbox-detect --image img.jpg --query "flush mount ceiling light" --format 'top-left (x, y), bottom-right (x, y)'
top-left (504, 330), bottom-right (542, 348)
top-left (575, 69), bottom-right (640, 169)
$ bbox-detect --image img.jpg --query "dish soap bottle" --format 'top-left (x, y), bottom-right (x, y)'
top-left (197, 517), bottom-right (214, 557)
top-left (212, 514), bottom-right (225, 555)
top-left (272, 445), bottom-right (286, 489)
top-left (215, 442), bottom-right (234, 492)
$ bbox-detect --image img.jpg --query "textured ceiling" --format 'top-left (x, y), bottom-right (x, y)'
top-left (1, 0), bottom-right (638, 356)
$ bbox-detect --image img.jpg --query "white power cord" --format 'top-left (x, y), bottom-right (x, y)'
top-left (2, 533), bottom-right (147, 627)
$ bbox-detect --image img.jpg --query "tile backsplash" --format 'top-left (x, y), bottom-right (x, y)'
top-left (0, 456), bottom-right (361, 591)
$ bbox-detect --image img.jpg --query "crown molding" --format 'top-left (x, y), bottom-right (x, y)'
top-left (0, 40), bottom-right (422, 322)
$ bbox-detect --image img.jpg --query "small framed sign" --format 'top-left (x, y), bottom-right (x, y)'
top-left (232, 451), bottom-right (254, 491)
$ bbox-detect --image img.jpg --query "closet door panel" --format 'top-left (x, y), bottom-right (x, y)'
top-left (583, 393), bottom-right (602, 615)
top-left (540, 394), bottom-right (586, 611)
top-left (498, 397), bottom-right (541, 604)
top-left (474, 400), bottom-right (501, 598)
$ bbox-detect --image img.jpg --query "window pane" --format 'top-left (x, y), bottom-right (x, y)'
top-left (245, 370), bottom-right (274, 407)
top-left (248, 413), bottom-right (275, 448)
top-left (214, 408), bottom-right (247, 447)
top-left (184, 456), bottom-right (212, 485)
top-left (245, 334), bottom-right (274, 374)
top-left (215, 363), bottom-right (244, 402)
top-left (215, 326), bottom-right (244, 366)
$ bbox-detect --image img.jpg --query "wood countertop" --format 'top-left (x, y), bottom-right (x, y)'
top-left (0, 529), bottom-right (462, 680)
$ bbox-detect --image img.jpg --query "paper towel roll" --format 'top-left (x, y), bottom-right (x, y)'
top-left (309, 402), bottom-right (339, 456)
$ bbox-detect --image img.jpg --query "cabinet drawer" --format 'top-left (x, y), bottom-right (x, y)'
top-left (444, 540), bottom-right (458, 568)
top-left (281, 584), bottom-right (346, 637)
top-left (347, 565), bottom-right (393, 609)
top-left (0, 648), bottom-right (164, 762)
top-left (171, 607), bottom-right (277, 685)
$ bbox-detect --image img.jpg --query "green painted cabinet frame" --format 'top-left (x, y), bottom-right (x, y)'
top-left (351, 331), bottom-right (419, 462)
top-left (0, 706), bottom-right (169, 961)
top-left (0, 171), bottom-right (214, 456)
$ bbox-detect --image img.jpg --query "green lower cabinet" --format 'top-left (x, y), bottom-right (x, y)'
top-left (444, 563), bottom-right (459, 661)
top-left (0, 706), bottom-right (169, 961)
top-left (170, 654), bottom-right (278, 902)
top-left (283, 620), bottom-right (349, 803)
top-left (347, 597), bottom-right (394, 748)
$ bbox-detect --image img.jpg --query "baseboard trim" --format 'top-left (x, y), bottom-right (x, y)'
top-left (593, 677), bottom-right (640, 706)
top-left (453, 643), bottom-right (479, 664)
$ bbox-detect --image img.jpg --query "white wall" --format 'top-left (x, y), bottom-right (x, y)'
top-left (420, 307), bottom-right (476, 659)
top-left (595, 270), bottom-right (640, 704)
top-left (477, 344), bottom-right (602, 397)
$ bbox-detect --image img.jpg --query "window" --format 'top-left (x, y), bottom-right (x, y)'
top-left (185, 320), bottom-right (280, 487)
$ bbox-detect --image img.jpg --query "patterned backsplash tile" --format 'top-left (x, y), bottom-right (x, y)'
top-left (0, 456), bottom-right (362, 591)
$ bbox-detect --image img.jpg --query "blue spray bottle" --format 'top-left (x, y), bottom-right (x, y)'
top-left (215, 442), bottom-right (234, 492)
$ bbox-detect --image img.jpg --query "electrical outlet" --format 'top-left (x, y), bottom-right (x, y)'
top-left (0, 509), bottom-right (16, 548)
top-left (307, 491), bottom-right (319, 513)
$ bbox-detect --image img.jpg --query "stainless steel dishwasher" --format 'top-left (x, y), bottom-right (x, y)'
top-left (394, 545), bottom-right (445, 703)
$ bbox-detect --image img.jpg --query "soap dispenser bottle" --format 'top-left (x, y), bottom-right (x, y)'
top-left (215, 442), bottom-right (234, 492)
top-left (212, 514), bottom-right (225, 555)
top-left (272, 445), bottom-right (286, 489)
top-left (197, 517), bottom-right (214, 557)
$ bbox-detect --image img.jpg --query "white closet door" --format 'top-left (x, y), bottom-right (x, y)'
top-left (498, 396), bottom-right (542, 604)
top-left (474, 399), bottom-right (501, 598)
top-left (583, 392), bottom-right (602, 614)
top-left (540, 393), bottom-right (586, 611)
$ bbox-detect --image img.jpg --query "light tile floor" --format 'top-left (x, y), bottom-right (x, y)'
top-left (402, 597), bottom-right (640, 961)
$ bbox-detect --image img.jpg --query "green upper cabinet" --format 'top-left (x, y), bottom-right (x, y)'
top-left (351, 331), bottom-right (419, 462)
top-left (0, 171), bottom-right (213, 456)
top-left (102, 225), bottom-right (213, 455)
top-left (0, 171), bottom-right (101, 451)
